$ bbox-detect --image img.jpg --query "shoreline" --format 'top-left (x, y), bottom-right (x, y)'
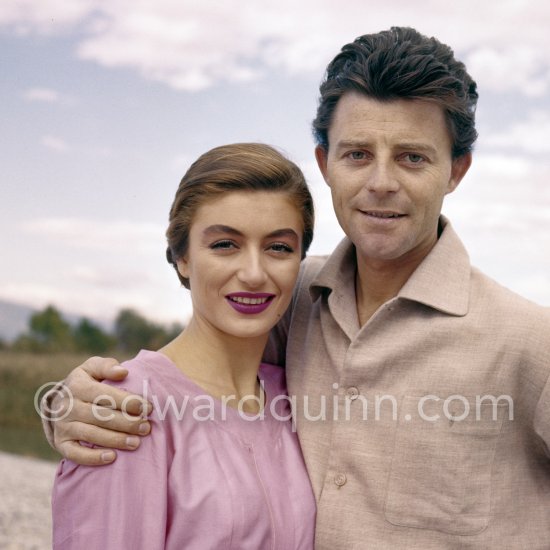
top-left (0, 451), bottom-right (57, 549)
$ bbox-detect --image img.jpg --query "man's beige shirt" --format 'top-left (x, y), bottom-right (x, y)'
top-left (266, 217), bottom-right (550, 549)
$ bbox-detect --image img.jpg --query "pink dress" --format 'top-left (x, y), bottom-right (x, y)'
top-left (52, 350), bottom-right (316, 549)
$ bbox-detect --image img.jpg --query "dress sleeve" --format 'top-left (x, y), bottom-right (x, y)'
top-left (52, 374), bottom-right (170, 549)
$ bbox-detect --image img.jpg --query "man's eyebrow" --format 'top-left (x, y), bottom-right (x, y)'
top-left (335, 140), bottom-right (437, 155)
top-left (335, 140), bottom-right (372, 150)
top-left (396, 142), bottom-right (437, 155)
top-left (202, 225), bottom-right (243, 237)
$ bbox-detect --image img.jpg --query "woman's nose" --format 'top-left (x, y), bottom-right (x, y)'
top-left (236, 252), bottom-right (268, 287)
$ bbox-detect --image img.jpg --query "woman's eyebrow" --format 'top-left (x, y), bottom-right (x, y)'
top-left (202, 226), bottom-right (299, 245)
top-left (265, 228), bottom-right (299, 240)
top-left (202, 224), bottom-right (243, 237)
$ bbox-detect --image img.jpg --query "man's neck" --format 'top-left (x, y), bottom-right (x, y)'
top-left (355, 241), bottom-right (436, 326)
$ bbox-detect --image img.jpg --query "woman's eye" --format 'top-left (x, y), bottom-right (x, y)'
top-left (210, 240), bottom-right (236, 250)
top-left (269, 243), bottom-right (294, 254)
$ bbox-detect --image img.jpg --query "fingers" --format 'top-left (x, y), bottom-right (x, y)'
top-left (57, 421), bottom-right (143, 452)
top-left (78, 356), bottom-right (128, 382)
top-left (49, 368), bottom-right (154, 463)
top-left (57, 440), bottom-right (118, 466)
top-left (58, 397), bottom-right (151, 435)
top-left (64, 365), bottom-right (153, 416)
top-left (55, 421), bottom-right (148, 466)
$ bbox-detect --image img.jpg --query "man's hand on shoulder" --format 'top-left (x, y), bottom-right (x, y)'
top-left (46, 356), bottom-right (153, 466)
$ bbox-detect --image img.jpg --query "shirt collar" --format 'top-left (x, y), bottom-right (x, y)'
top-left (309, 216), bottom-right (470, 316)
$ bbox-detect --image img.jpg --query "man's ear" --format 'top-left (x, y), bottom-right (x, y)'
top-left (446, 152), bottom-right (472, 195)
top-left (176, 258), bottom-right (189, 280)
top-left (315, 145), bottom-right (330, 186)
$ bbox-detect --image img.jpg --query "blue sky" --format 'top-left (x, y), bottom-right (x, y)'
top-left (1, 0), bottom-right (549, 326)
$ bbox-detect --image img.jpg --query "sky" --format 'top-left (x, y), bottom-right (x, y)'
top-left (1, 0), bottom-right (549, 328)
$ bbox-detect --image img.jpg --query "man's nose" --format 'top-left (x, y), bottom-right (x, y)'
top-left (237, 251), bottom-right (268, 287)
top-left (365, 161), bottom-right (400, 194)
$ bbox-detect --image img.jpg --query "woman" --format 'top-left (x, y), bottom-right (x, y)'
top-left (52, 143), bottom-right (316, 549)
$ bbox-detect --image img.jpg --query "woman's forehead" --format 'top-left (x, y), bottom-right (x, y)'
top-left (190, 191), bottom-right (303, 235)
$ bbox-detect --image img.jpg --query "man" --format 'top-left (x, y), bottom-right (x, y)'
top-left (44, 27), bottom-right (550, 548)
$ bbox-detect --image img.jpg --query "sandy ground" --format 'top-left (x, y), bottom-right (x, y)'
top-left (0, 452), bottom-right (57, 549)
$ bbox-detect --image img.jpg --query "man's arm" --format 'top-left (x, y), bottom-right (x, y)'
top-left (42, 356), bottom-right (152, 466)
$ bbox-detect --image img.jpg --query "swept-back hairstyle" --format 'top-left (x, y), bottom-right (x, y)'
top-left (313, 26), bottom-right (478, 158)
top-left (166, 143), bottom-right (314, 288)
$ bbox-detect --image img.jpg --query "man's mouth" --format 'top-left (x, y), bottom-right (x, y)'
top-left (362, 210), bottom-right (405, 219)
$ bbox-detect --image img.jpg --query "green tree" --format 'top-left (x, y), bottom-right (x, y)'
top-left (73, 318), bottom-right (115, 354)
top-left (114, 309), bottom-right (172, 354)
top-left (28, 305), bottom-right (74, 352)
top-left (12, 334), bottom-right (41, 352)
top-left (165, 322), bottom-right (185, 342)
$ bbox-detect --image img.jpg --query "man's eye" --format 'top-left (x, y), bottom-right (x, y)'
top-left (405, 153), bottom-right (424, 163)
top-left (210, 240), bottom-right (236, 250)
top-left (349, 151), bottom-right (366, 160)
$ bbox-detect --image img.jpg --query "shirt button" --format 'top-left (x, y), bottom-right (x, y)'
top-left (346, 386), bottom-right (359, 400)
top-left (334, 473), bottom-right (347, 487)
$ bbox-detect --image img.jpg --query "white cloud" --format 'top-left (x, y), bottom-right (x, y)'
top-left (21, 218), bottom-right (166, 253)
top-left (470, 153), bottom-right (533, 179)
top-left (40, 135), bottom-right (112, 157)
top-left (0, 0), bottom-right (95, 34)
top-left (170, 153), bottom-right (195, 174)
top-left (2, 0), bottom-right (550, 93)
top-left (299, 159), bottom-right (345, 255)
top-left (41, 135), bottom-right (69, 152)
top-left (483, 111), bottom-right (550, 154)
top-left (23, 87), bottom-right (76, 106)
top-left (444, 150), bottom-right (550, 306)
top-left (23, 87), bottom-right (60, 102)
top-left (448, 152), bottom-right (550, 220)
top-left (466, 47), bottom-right (550, 98)
top-left (76, 2), bottom-right (269, 91)
top-left (70, 265), bottom-right (151, 289)
top-left (445, 153), bottom-right (550, 248)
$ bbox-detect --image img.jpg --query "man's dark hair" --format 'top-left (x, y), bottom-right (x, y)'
top-left (312, 27), bottom-right (478, 158)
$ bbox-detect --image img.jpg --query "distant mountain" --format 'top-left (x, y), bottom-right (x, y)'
top-left (0, 299), bottom-right (36, 342)
top-left (0, 299), bottom-right (112, 343)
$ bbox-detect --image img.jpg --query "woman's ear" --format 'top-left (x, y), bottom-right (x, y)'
top-left (176, 258), bottom-right (189, 279)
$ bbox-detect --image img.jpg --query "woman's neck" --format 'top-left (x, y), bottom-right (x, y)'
top-left (158, 317), bottom-right (268, 412)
